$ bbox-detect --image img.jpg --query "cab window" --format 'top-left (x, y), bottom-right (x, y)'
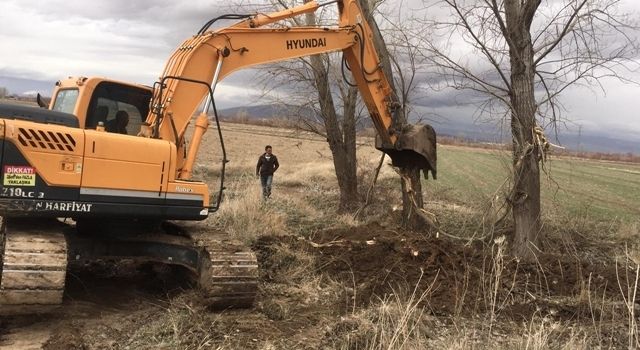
top-left (85, 82), bottom-right (151, 135)
top-left (52, 89), bottom-right (79, 114)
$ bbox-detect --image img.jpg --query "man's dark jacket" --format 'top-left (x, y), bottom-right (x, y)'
top-left (256, 153), bottom-right (279, 176)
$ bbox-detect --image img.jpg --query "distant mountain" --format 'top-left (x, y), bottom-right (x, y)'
top-left (558, 133), bottom-right (639, 154)
top-left (0, 76), bottom-right (55, 97)
top-left (219, 104), bottom-right (640, 154)
top-left (218, 104), bottom-right (315, 119)
top-left (433, 120), bottom-right (639, 154)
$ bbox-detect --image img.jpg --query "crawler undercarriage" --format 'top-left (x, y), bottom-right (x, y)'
top-left (0, 218), bottom-right (258, 315)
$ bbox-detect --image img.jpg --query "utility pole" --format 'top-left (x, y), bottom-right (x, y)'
top-left (577, 124), bottom-right (582, 156)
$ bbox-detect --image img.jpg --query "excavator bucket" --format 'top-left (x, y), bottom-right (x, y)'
top-left (376, 124), bottom-right (437, 179)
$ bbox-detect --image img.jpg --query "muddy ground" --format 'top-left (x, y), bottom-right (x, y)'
top-left (1, 222), bottom-right (634, 349)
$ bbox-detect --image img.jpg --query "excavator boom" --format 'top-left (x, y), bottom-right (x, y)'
top-left (146, 0), bottom-right (436, 180)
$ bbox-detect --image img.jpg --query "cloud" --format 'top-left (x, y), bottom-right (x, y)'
top-left (0, 0), bottom-right (243, 82)
top-left (1, 0), bottom-right (639, 152)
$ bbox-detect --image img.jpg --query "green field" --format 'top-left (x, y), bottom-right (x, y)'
top-left (426, 145), bottom-right (640, 223)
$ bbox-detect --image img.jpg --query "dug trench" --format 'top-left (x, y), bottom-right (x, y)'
top-left (0, 222), bottom-right (635, 349)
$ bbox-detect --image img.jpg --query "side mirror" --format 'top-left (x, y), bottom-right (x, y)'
top-left (36, 93), bottom-right (48, 109)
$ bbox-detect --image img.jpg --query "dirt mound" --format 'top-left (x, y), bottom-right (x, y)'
top-left (255, 222), bottom-right (632, 321)
top-left (309, 222), bottom-right (483, 315)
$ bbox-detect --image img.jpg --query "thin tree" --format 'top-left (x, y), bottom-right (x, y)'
top-left (257, 0), bottom-right (432, 219)
top-left (361, 0), bottom-right (435, 228)
top-left (255, 0), bottom-right (362, 212)
top-left (420, 0), bottom-right (638, 260)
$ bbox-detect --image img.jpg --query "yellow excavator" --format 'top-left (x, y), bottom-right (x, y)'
top-left (0, 0), bottom-right (436, 313)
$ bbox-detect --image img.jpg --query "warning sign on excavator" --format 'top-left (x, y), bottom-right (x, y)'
top-left (3, 165), bottom-right (36, 186)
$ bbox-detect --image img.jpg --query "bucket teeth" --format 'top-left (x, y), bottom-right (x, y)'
top-left (0, 229), bottom-right (67, 315)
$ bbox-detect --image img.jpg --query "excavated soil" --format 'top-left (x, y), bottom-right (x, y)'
top-left (302, 222), bottom-right (628, 320)
top-left (0, 222), bottom-right (634, 349)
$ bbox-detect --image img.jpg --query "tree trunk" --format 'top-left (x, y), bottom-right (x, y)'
top-left (306, 44), bottom-right (359, 212)
top-left (506, 0), bottom-right (542, 261)
top-left (510, 150), bottom-right (541, 260)
top-left (357, 0), bottom-right (427, 228)
top-left (399, 167), bottom-right (425, 228)
top-left (339, 87), bottom-right (359, 211)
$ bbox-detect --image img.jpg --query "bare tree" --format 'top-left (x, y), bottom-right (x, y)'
top-left (257, 0), bottom-right (435, 223)
top-left (362, 0), bottom-right (436, 228)
top-left (256, 0), bottom-right (362, 212)
top-left (420, 0), bottom-right (638, 260)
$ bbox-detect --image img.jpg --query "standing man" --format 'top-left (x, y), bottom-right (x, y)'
top-left (256, 145), bottom-right (279, 199)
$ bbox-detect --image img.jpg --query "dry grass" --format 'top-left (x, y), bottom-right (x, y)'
top-left (210, 174), bottom-right (289, 241)
top-left (616, 249), bottom-right (640, 349)
top-left (325, 273), bottom-right (436, 350)
top-left (122, 296), bottom-right (228, 350)
top-left (196, 123), bottom-right (387, 240)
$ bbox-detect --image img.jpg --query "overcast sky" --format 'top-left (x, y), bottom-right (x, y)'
top-left (1, 0), bottom-right (639, 145)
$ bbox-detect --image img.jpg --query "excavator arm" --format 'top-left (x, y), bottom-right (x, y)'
top-left (145, 0), bottom-right (436, 180)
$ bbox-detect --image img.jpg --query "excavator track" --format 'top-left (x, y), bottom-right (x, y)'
top-left (0, 218), bottom-right (257, 313)
top-left (198, 242), bottom-right (259, 309)
top-left (70, 221), bottom-right (259, 310)
top-left (0, 226), bottom-right (67, 315)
